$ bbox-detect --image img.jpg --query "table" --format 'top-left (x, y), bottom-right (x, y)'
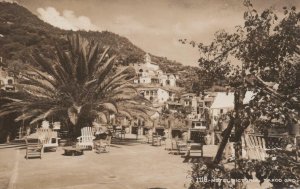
top-left (63, 147), bottom-right (84, 156)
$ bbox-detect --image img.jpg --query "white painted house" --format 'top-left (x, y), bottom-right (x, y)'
top-left (133, 53), bottom-right (177, 87)
top-left (0, 60), bottom-right (15, 91)
top-left (138, 87), bottom-right (173, 104)
top-left (210, 92), bottom-right (254, 128)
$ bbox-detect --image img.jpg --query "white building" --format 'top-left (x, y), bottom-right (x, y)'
top-left (133, 53), bottom-right (177, 87)
top-left (138, 87), bottom-right (175, 104)
top-left (210, 92), bottom-right (254, 128)
top-left (0, 60), bottom-right (15, 91)
top-left (179, 93), bottom-right (214, 122)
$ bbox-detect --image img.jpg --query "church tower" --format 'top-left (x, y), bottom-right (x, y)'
top-left (145, 53), bottom-right (151, 65)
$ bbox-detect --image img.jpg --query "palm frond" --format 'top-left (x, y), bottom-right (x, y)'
top-left (0, 34), bottom-right (152, 137)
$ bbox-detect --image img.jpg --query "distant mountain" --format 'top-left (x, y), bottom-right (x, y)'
top-left (0, 2), bottom-right (200, 92)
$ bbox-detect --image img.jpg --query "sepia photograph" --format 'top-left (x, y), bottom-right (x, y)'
top-left (0, 0), bottom-right (300, 188)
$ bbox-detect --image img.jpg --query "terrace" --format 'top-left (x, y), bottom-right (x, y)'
top-left (0, 134), bottom-right (273, 189)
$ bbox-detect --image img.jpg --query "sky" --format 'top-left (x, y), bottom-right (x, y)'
top-left (10, 0), bottom-right (300, 66)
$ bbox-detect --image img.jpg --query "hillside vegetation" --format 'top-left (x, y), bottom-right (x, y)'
top-left (0, 2), bottom-right (199, 92)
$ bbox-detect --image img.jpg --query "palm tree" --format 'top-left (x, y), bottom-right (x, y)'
top-left (0, 35), bottom-right (153, 138)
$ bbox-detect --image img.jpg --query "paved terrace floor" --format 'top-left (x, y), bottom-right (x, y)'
top-left (0, 135), bottom-right (270, 189)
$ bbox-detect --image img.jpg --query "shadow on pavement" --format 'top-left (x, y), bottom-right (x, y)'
top-left (111, 138), bottom-right (143, 146)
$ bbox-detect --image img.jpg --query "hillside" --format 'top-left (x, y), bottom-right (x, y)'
top-left (0, 2), bottom-right (199, 92)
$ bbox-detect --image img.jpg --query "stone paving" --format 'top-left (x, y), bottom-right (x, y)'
top-left (0, 136), bottom-right (270, 189)
top-left (0, 137), bottom-right (194, 189)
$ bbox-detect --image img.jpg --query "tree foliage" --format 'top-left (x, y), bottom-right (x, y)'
top-left (0, 35), bottom-right (153, 138)
top-left (185, 1), bottom-right (300, 188)
top-left (0, 2), bottom-right (197, 92)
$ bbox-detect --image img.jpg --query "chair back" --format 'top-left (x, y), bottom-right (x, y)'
top-left (80, 127), bottom-right (94, 143)
top-left (41, 120), bottom-right (50, 129)
top-left (81, 127), bottom-right (94, 136)
top-left (244, 134), bottom-right (267, 160)
top-left (37, 128), bottom-right (57, 144)
top-left (25, 137), bottom-right (41, 148)
top-left (53, 122), bottom-right (61, 130)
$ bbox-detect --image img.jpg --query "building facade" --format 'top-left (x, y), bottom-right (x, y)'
top-left (0, 58), bottom-right (16, 91)
top-left (132, 53), bottom-right (177, 87)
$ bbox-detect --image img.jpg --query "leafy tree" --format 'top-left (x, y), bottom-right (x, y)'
top-left (0, 35), bottom-right (152, 139)
top-left (184, 1), bottom-right (300, 188)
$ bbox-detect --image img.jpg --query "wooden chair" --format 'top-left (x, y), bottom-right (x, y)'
top-left (77, 127), bottom-right (95, 149)
top-left (152, 135), bottom-right (162, 146)
top-left (244, 134), bottom-right (281, 161)
top-left (25, 137), bottom-right (43, 159)
top-left (37, 128), bottom-right (59, 153)
top-left (176, 141), bottom-right (188, 155)
top-left (94, 136), bottom-right (112, 153)
top-left (53, 122), bottom-right (61, 131)
top-left (169, 139), bottom-right (185, 155)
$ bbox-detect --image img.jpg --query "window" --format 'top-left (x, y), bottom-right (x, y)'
top-left (220, 109), bottom-right (223, 114)
top-left (166, 80), bottom-right (170, 85)
top-left (7, 79), bottom-right (13, 85)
